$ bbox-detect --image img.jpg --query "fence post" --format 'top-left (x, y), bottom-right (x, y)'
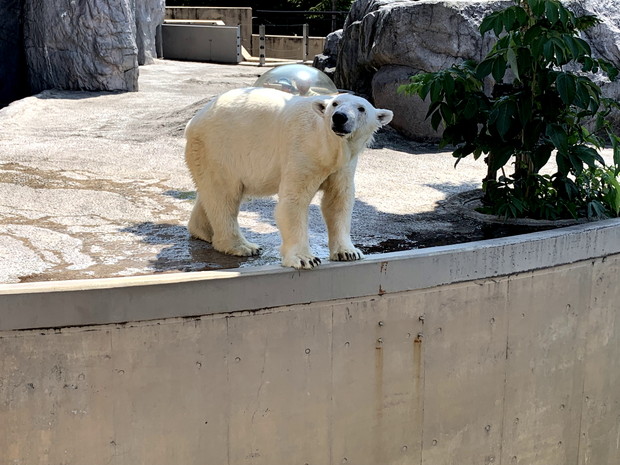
top-left (302, 23), bottom-right (309, 62)
top-left (259, 24), bottom-right (266, 67)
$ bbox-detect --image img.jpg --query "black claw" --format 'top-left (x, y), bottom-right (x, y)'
top-left (338, 253), bottom-right (344, 261)
top-left (300, 260), bottom-right (306, 268)
top-left (316, 257), bottom-right (322, 264)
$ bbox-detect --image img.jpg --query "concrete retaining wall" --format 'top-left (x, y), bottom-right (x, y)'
top-left (1, 219), bottom-right (620, 464)
top-left (251, 34), bottom-right (326, 61)
top-left (161, 24), bottom-right (241, 64)
top-left (165, 6), bottom-right (252, 53)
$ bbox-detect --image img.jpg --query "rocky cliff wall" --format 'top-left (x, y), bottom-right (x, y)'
top-left (0, 0), bottom-right (164, 106)
top-left (335, 0), bottom-right (620, 140)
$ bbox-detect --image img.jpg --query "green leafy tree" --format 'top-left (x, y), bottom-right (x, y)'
top-left (399, 0), bottom-right (620, 220)
top-left (172, 1), bottom-right (352, 12)
top-left (290, 0), bottom-right (354, 11)
top-left (170, 1), bottom-right (352, 35)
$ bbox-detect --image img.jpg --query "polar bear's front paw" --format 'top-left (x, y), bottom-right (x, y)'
top-left (330, 246), bottom-right (364, 262)
top-left (282, 253), bottom-right (322, 270)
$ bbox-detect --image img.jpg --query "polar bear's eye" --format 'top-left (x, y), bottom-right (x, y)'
top-left (332, 102), bottom-right (338, 107)
top-left (358, 106), bottom-right (366, 112)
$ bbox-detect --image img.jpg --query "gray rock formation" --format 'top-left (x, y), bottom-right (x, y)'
top-left (133, 0), bottom-right (165, 65)
top-left (371, 65), bottom-right (442, 140)
top-left (336, 0), bottom-right (506, 95)
top-left (24, 0), bottom-right (139, 93)
top-left (573, 0), bottom-right (620, 131)
top-left (336, 0), bottom-right (620, 140)
top-left (0, 0), bottom-right (27, 107)
top-left (313, 29), bottom-right (343, 77)
top-left (1, 0), bottom-right (164, 105)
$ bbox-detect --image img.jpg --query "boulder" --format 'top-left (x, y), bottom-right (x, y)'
top-left (0, 0), bottom-right (27, 107)
top-left (371, 65), bottom-right (441, 141)
top-left (313, 29), bottom-right (343, 78)
top-left (133, 0), bottom-right (165, 65)
top-left (573, 0), bottom-right (620, 63)
top-left (336, 0), bottom-right (506, 97)
top-left (572, 0), bottom-right (620, 129)
top-left (336, 0), bottom-right (620, 140)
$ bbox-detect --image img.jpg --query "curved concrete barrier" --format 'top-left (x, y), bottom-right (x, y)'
top-left (1, 219), bottom-right (619, 465)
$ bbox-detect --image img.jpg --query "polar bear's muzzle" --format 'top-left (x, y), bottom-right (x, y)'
top-left (331, 111), bottom-right (352, 136)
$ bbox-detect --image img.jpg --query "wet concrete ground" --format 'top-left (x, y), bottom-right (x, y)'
top-left (1, 60), bottom-right (609, 284)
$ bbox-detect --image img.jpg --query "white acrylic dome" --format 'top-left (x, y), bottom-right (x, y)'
top-left (253, 64), bottom-right (338, 96)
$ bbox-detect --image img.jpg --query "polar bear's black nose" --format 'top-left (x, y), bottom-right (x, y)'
top-left (332, 112), bottom-right (348, 126)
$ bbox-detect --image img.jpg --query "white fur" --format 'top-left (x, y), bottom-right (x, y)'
top-left (184, 87), bottom-right (393, 269)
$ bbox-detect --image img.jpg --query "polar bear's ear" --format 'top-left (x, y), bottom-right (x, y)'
top-left (312, 100), bottom-right (327, 117)
top-left (376, 109), bottom-right (394, 126)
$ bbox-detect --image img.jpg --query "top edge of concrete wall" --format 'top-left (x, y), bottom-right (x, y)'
top-left (1, 218), bottom-right (619, 331)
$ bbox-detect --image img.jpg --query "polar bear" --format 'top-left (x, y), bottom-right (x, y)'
top-left (184, 87), bottom-right (393, 269)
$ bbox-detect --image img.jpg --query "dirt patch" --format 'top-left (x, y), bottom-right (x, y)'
top-left (358, 217), bottom-right (561, 254)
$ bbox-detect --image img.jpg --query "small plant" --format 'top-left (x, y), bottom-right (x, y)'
top-left (398, 0), bottom-right (620, 220)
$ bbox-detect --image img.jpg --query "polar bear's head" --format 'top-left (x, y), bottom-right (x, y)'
top-left (313, 93), bottom-right (393, 139)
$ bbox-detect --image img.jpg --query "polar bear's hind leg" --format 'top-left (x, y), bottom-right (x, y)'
top-left (196, 176), bottom-right (261, 257)
top-left (188, 194), bottom-right (214, 242)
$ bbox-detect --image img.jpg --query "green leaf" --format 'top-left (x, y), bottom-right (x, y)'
top-left (532, 145), bottom-right (554, 172)
top-left (546, 124), bottom-right (569, 152)
top-left (562, 36), bottom-right (579, 59)
top-left (543, 39), bottom-right (555, 63)
top-left (580, 56), bottom-right (594, 73)
top-left (440, 102), bottom-right (454, 124)
top-left (425, 100), bottom-right (441, 119)
top-left (557, 3), bottom-right (571, 27)
top-left (603, 171), bottom-right (620, 216)
top-left (442, 73), bottom-right (455, 97)
top-left (431, 109), bottom-right (443, 131)
top-left (599, 60), bottom-right (620, 81)
top-left (493, 17), bottom-right (504, 37)
top-left (610, 133), bottom-right (620, 167)
top-left (494, 99), bottom-right (516, 138)
top-left (556, 151), bottom-right (571, 176)
top-left (517, 96), bottom-right (532, 124)
top-left (574, 79), bottom-right (592, 110)
top-left (492, 56), bottom-right (507, 82)
top-left (551, 37), bottom-right (567, 64)
top-left (568, 150), bottom-right (584, 174)
top-left (528, 0), bottom-right (545, 17)
top-left (476, 58), bottom-right (494, 79)
top-left (556, 73), bottom-right (576, 105)
top-left (574, 14), bottom-right (601, 31)
top-left (463, 97), bottom-right (479, 119)
top-left (571, 145), bottom-right (603, 170)
top-left (516, 47), bottom-right (533, 77)
top-left (514, 6), bottom-right (528, 27)
top-left (503, 7), bottom-right (516, 32)
top-left (545, 0), bottom-right (559, 24)
top-left (429, 78), bottom-right (442, 103)
top-left (480, 14), bottom-right (498, 35)
top-left (506, 48), bottom-right (520, 82)
top-left (573, 37), bottom-right (591, 56)
top-left (489, 145), bottom-right (515, 172)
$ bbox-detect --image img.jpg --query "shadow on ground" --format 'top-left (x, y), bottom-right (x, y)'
top-left (122, 185), bottom-right (561, 273)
